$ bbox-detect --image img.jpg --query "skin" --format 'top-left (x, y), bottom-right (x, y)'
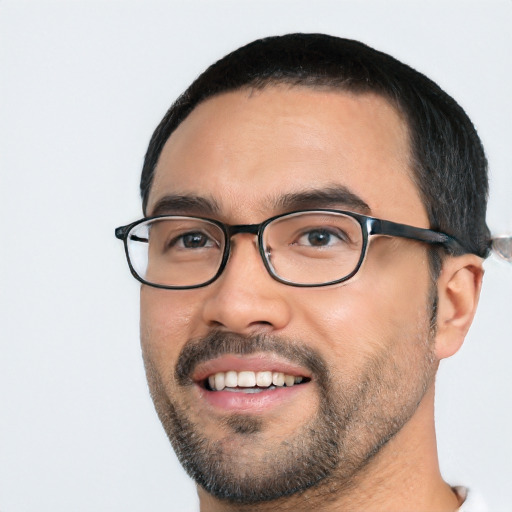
top-left (140, 86), bottom-right (484, 511)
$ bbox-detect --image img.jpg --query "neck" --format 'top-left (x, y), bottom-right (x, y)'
top-left (198, 384), bottom-right (462, 512)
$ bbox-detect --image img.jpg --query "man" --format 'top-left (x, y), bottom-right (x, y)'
top-left (116, 34), bottom-right (491, 511)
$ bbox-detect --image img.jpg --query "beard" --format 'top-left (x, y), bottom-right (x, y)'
top-left (146, 333), bottom-right (344, 503)
top-left (143, 310), bottom-right (438, 507)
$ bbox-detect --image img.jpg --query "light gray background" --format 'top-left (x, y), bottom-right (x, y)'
top-left (1, 1), bottom-right (511, 511)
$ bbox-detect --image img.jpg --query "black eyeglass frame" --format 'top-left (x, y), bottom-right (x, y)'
top-left (115, 209), bottom-right (469, 290)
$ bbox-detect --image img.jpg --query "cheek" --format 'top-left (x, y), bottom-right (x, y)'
top-left (140, 287), bottom-right (199, 372)
top-left (293, 245), bottom-right (431, 362)
top-left (361, 240), bottom-right (432, 325)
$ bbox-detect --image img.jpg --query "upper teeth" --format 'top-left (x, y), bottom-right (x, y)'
top-left (207, 371), bottom-right (304, 391)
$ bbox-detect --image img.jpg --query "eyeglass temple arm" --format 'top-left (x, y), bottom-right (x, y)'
top-left (367, 218), bottom-right (469, 255)
top-left (115, 224), bottom-right (149, 243)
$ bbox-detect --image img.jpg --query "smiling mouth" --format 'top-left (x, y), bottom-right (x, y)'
top-left (204, 370), bottom-right (310, 393)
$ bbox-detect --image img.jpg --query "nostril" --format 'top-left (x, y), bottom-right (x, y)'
top-left (207, 319), bottom-right (274, 332)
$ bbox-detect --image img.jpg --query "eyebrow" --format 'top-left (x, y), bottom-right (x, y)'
top-left (149, 185), bottom-right (371, 219)
top-left (150, 194), bottom-right (221, 217)
top-left (272, 186), bottom-right (371, 214)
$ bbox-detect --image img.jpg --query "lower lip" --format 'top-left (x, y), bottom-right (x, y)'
top-left (197, 383), bottom-right (310, 413)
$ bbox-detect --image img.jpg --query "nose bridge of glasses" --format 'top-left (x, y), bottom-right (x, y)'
top-left (225, 223), bottom-right (264, 259)
top-left (227, 224), bottom-right (261, 237)
top-left (224, 223), bottom-right (269, 273)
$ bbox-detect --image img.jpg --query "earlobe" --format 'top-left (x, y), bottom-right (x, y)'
top-left (434, 255), bottom-right (484, 360)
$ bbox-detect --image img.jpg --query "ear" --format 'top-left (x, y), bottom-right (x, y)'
top-left (434, 255), bottom-right (484, 360)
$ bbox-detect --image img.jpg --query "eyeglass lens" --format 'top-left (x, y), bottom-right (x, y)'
top-left (126, 212), bottom-right (364, 288)
top-left (262, 212), bottom-right (363, 285)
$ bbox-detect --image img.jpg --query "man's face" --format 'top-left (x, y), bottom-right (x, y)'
top-left (141, 87), bottom-right (438, 504)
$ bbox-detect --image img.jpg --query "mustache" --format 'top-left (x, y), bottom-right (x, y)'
top-left (175, 330), bottom-right (329, 387)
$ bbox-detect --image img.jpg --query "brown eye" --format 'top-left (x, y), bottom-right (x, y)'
top-left (296, 228), bottom-right (348, 247)
top-left (180, 232), bottom-right (211, 248)
top-left (306, 229), bottom-right (333, 246)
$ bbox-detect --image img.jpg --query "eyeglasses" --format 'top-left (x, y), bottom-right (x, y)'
top-left (115, 209), bottom-right (468, 289)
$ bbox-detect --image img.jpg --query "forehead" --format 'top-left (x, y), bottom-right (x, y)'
top-left (149, 86), bottom-right (428, 227)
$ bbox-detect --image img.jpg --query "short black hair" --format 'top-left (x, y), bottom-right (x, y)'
top-left (140, 33), bottom-right (490, 259)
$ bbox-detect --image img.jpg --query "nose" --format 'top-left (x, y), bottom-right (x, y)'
top-left (201, 234), bottom-right (292, 335)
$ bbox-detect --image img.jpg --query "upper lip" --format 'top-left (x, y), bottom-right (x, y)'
top-left (191, 353), bottom-right (312, 383)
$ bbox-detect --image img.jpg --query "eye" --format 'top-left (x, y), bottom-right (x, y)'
top-left (171, 231), bottom-right (217, 249)
top-left (296, 228), bottom-right (347, 247)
